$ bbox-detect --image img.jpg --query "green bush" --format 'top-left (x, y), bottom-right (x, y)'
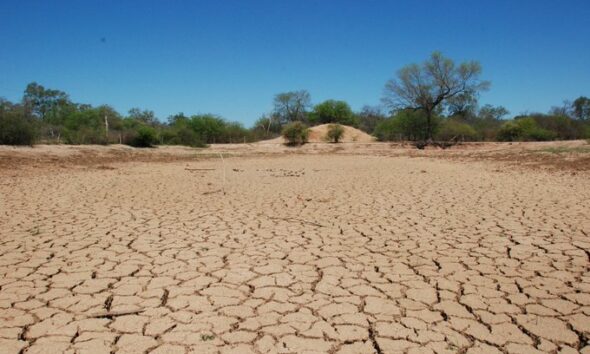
top-left (222, 121), bottom-right (253, 143)
top-left (526, 127), bottom-right (556, 141)
top-left (436, 120), bottom-right (478, 141)
top-left (373, 118), bottom-right (402, 141)
top-left (496, 121), bottom-right (521, 141)
top-left (357, 106), bottom-right (386, 135)
top-left (63, 126), bottom-right (108, 145)
top-left (188, 114), bottom-right (225, 143)
top-left (497, 117), bottom-right (556, 141)
top-left (532, 114), bottom-right (579, 140)
top-left (311, 100), bottom-right (359, 127)
top-left (325, 124), bottom-right (345, 143)
top-left (162, 127), bottom-right (206, 147)
top-left (128, 126), bottom-right (158, 147)
top-left (373, 110), bottom-right (436, 141)
top-left (0, 114), bottom-right (37, 145)
top-left (281, 121), bottom-right (309, 145)
top-left (252, 115), bottom-right (282, 140)
top-left (176, 128), bottom-right (206, 147)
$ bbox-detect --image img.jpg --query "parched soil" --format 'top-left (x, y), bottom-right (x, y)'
top-left (0, 143), bottom-right (589, 353)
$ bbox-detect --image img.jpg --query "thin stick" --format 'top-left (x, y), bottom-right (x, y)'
top-left (218, 152), bottom-right (226, 195)
top-left (202, 189), bottom-right (222, 195)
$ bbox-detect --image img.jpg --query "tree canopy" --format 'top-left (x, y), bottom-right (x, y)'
top-left (573, 96), bottom-right (590, 121)
top-left (1, 64), bottom-right (589, 147)
top-left (272, 90), bottom-right (311, 125)
top-left (383, 51), bottom-right (490, 140)
top-left (311, 100), bottom-right (357, 126)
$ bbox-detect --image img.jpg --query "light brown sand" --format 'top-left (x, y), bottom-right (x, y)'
top-left (263, 124), bottom-right (375, 144)
top-left (0, 143), bottom-right (589, 353)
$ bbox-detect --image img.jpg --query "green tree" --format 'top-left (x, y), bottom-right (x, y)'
top-left (373, 118), bottom-right (402, 142)
top-left (162, 115), bottom-right (205, 147)
top-left (572, 96), bottom-right (590, 121)
top-left (382, 52), bottom-right (489, 141)
top-left (529, 113), bottom-right (581, 140)
top-left (222, 121), bottom-right (252, 143)
top-left (497, 117), bottom-right (556, 141)
top-left (22, 82), bottom-right (71, 121)
top-left (447, 91), bottom-right (478, 120)
top-left (129, 126), bottom-right (158, 147)
top-left (61, 106), bottom-right (112, 144)
top-left (436, 119), bottom-right (478, 141)
top-left (471, 104), bottom-right (509, 140)
top-left (373, 110), bottom-right (435, 141)
top-left (167, 112), bottom-right (189, 125)
top-left (311, 100), bottom-right (358, 126)
top-left (0, 99), bottom-right (37, 145)
top-left (127, 108), bottom-right (158, 126)
top-left (189, 114), bottom-right (226, 143)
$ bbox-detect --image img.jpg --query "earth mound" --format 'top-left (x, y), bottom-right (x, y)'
top-left (262, 124), bottom-right (375, 143)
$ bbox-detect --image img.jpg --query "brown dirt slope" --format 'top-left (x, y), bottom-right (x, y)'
top-left (262, 124), bottom-right (375, 143)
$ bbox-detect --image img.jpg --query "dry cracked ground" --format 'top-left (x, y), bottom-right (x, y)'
top-left (0, 152), bottom-right (589, 354)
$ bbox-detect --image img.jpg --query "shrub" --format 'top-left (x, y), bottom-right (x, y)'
top-left (162, 127), bottom-right (206, 147)
top-left (221, 122), bottom-right (252, 143)
top-left (532, 114), bottom-right (578, 140)
top-left (526, 127), bottom-right (556, 141)
top-left (188, 114), bottom-right (225, 143)
top-left (436, 120), bottom-right (478, 141)
top-left (175, 128), bottom-right (206, 147)
top-left (252, 115), bottom-right (282, 140)
top-left (281, 121), bottom-right (309, 145)
top-left (374, 110), bottom-right (437, 142)
top-left (0, 114), bottom-right (37, 145)
top-left (128, 126), bottom-right (158, 147)
top-left (63, 126), bottom-right (108, 145)
top-left (357, 106), bottom-right (386, 134)
top-left (497, 117), bottom-right (556, 141)
top-left (497, 121), bottom-right (522, 141)
top-left (325, 124), bottom-right (345, 143)
top-left (373, 118), bottom-right (402, 141)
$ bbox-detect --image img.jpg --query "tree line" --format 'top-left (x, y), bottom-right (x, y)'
top-left (1, 52), bottom-right (589, 146)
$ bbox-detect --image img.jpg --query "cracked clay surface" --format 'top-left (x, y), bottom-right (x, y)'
top-left (0, 154), bottom-right (589, 353)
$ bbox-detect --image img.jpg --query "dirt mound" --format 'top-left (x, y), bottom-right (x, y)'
top-left (262, 124), bottom-right (375, 143)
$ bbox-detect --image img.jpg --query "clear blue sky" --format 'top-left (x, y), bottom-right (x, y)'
top-left (1, 0), bottom-right (589, 126)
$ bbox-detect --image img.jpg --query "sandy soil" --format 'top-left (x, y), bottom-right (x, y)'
top-left (264, 124), bottom-right (375, 144)
top-left (0, 142), bottom-right (589, 353)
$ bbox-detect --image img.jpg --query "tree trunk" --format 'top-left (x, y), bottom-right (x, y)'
top-left (426, 110), bottom-right (433, 141)
top-left (104, 115), bottom-right (109, 140)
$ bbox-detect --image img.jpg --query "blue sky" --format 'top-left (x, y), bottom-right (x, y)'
top-left (1, 0), bottom-right (589, 126)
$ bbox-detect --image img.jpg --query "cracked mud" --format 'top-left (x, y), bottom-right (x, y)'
top-left (1, 154), bottom-right (589, 353)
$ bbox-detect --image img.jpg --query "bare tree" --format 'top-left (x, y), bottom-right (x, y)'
top-left (273, 90), bottom-right (311, 125)
top-left (382, 52), bottom-right (490, 140)
top-left (573, 96), bottom-right (590, 121)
